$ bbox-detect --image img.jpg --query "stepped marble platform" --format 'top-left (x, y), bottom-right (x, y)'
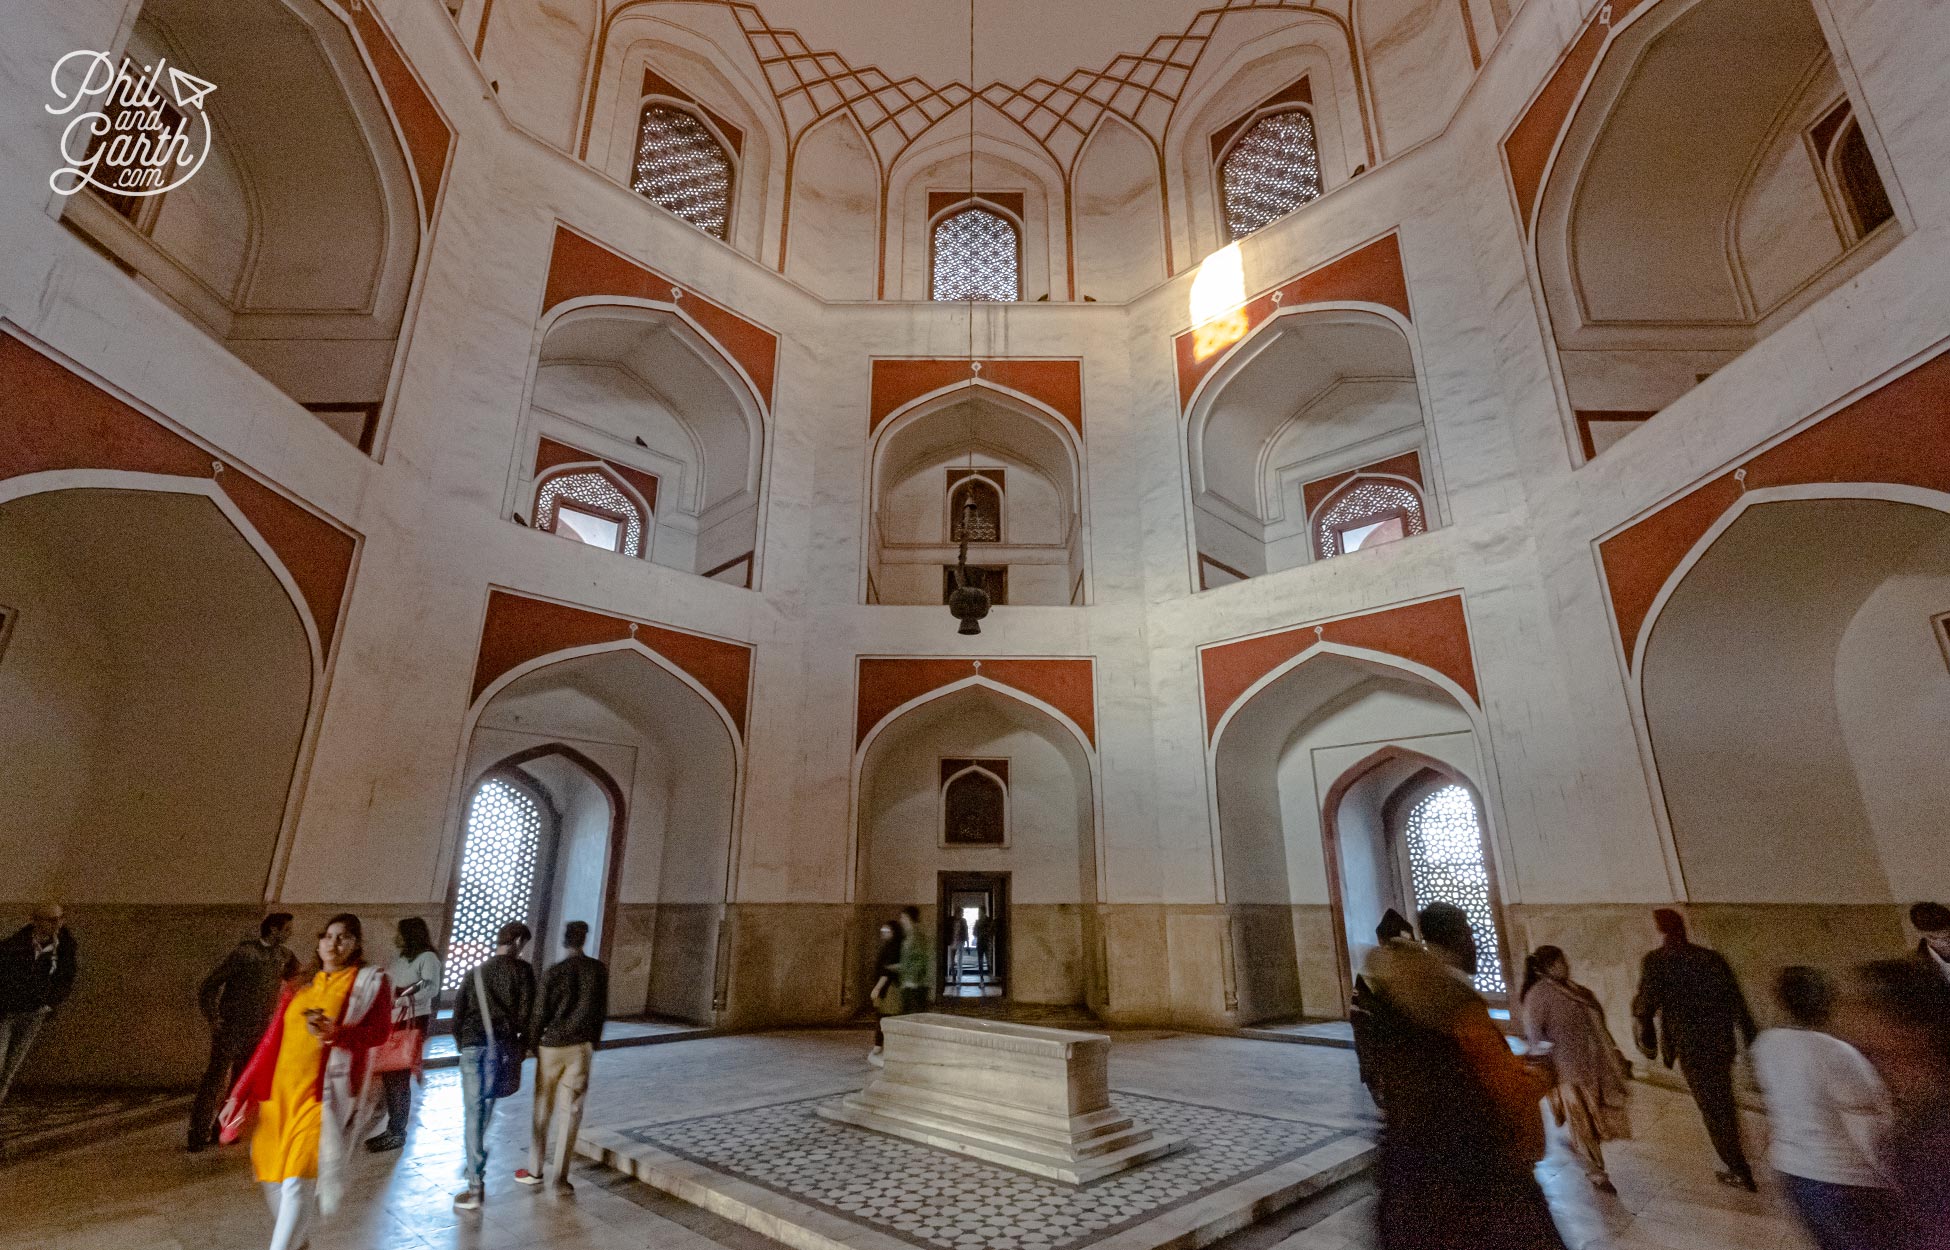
top-left (817, 1014), bottom-right (1184, 1183)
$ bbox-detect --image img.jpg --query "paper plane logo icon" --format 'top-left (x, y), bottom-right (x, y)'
top-left (167, 66), bottom-right (217, 111)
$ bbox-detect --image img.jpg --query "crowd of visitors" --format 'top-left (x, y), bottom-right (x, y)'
top-left (1353, 898), bottom-right (1950, 1250)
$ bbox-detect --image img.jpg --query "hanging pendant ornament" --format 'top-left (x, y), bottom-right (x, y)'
top-left (948, 498), bottom-right (992, 635)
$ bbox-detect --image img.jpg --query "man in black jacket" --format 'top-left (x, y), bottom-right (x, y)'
top-left (517, 921), bottom-right (609, 1193)
top-left (1632, 908), bottom-right (1758, 1190)
top-left (188, 913), bottom-right (297, 1151)
top-left (0, 904), bottom-right (78, 1110)
top-left (451, 922), bottom-right (536, 1211)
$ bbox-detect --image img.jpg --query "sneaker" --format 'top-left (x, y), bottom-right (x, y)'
top-left (867, 1047), bottom-right (884, 1068)
top-left (365, 1134), bottom-right (405, 1153)
top-left (513, 1169), bottom-right (544, 1186)
top-left (452, 1186), bottom-right (484, 1210)
top-left (549, 1180), bottom-right (575, 1196)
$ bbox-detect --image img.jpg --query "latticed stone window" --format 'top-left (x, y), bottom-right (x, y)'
top-left (537, 469), bottom-right (646, 557)
top-left (444, 776), bottom-right (542, 992)
top-left (943, 767), bottom-right (1006, 845)
top-left (1403, 784), bottom-right (1505, 996)
top-left (1314, 478), bottom-right (1425, 560)
top-left (633, 103), bottom-right (732, 240)
top-left (950, 477), bottom-right (1002, 542)
top-left (1222, 109), bottom-right (1322, 241)
top-left (931, 207), bottom-right (1020, 302)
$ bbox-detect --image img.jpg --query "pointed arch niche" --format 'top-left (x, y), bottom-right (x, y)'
top-left (524, 303), bottom-right (764, 585)
top-left (1527, 0), bottom-right (1902, 459)
top-left (458, 646), bottom-right (739, 1023)
top-left (867, 387), bottom-right (1083, 606)
top-left (854, 684), bottom-right (1098, 1009)
top-left (1187, 307), bottom-right (1433, 586)
top-left (61, 0), bottom-right (436, 455)
top-left (1211, 651), bottom-right (1498, 1022)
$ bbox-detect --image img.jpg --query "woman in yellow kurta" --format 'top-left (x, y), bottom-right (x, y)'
top-left (226, 914), bottom-right (392, 1250)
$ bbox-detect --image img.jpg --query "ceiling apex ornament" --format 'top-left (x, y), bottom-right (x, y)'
top-left (629, 621), bottom-right (639, 635)
top-left (670, 285), bottom-right (684, 302)
top-left (970, 360), bottom-right (982, 374)
top-left (1733, 467), bottom-right (1748, 492)
top-left (210, 459), bottom-right (224, 477)
top-left (1315, 625), bottom-right (1325, 639)
top-left (972, 659), bottom-right (983, 671)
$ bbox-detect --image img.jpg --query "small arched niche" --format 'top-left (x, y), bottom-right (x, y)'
top-left (867, 389), bottom-right (1083, 606)
top-left (62, 0), bottom-right (423, 454)
top-left (1642, 497), bottom-right (1950, 911)
top-left (856, 684), bottom-right (1097, 1009)
top-left (528, 305), bottom-right (764, 584)
top-left (462, 646), bottom-right (739, 1023)
top-left (1213, 651), bottom-right (1499, 1022)
top-left (0, 487), bottom-right (313, 1085)
top-left (1188, 308), bottom-right (1431, 586)
top-left (1537, 0), bottom-right (1902, 457)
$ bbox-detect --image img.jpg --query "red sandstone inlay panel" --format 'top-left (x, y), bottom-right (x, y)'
top-left (856, 657), bottom-right (1096, 747)
top-left (541, 226), bottom-right (779, 409)
top-left (1601, 351), bottom-right (1950, 665)
top-left (1174, 233), bottom-right (1411, 413)
top-left (534, 436), bottom-right (661, 513)
top-left (1200, 595), bottom-right (1478, 740)
top-left (1501, 0), bottom-right (1654, 235)
top-left (1300, 450), bottom-right (1424, 517)
top-left (347, 2), bottom-right (453, 225)
top-left (868, 359), bottom-right (1084, 435)
top-left (0, 337), bottom-right (358, 653)
top-left (470, 589), bottom-right (752, 732)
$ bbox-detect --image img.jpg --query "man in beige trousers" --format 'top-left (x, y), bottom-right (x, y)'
top-left (515, 921), bottom-right (608, 1194)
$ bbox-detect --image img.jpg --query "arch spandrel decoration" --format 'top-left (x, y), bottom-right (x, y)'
top-left (855, 657), bottom-right (1097, 750)
top-left (868, 359), bottom-right (1084, 436)
top-left (343, 0), bottom-right (454, 224)
top-left (470, 588), bottom-right (753, 736)
top-left (0, 334), bottom-right (358, 653)
top-left (1599, 349), bottom-right (1950, 666)
top-left (1199, 594), bottom-right (1478, 740)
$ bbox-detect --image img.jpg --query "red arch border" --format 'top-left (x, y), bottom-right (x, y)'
top-left (855, 657), bottom-right (1096, 747)
top-left (868, 359), bottom-right (1083, 435)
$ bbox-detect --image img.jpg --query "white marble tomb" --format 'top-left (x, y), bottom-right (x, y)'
top-left (817, 1014), bottom-right (1186, 1183)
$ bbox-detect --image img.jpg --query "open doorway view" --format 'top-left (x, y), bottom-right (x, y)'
top-left (938, 872), bottom-right (1008, 1000)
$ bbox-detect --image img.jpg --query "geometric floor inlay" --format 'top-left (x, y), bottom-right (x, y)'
top-left (615, 1091), bottom-right (1359, 1250)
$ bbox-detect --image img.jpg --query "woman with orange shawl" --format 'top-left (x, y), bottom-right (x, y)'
top-left (223, 914), bottom-right (392, 1250)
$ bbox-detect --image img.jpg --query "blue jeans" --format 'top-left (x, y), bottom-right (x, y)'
top-left (458, 1046), bottom-right (498, 1186)
top-left (1780, 1172), bottom-right (1896, 1250)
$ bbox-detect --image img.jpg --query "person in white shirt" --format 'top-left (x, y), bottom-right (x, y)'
top-left (365, 916), bottom-right (443, 1152)
top-left (1912, 902), bottom-right (1950, 985)
top-left (1752, 965), bottom-right (1894, 1250)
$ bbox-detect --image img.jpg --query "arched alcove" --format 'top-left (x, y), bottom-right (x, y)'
top-left (0, 487), bottom-right (313, 1084)
top-left (1072, 116), bottom-right (1167, 301)
top-left (1642, 496), bottom-right (1950, 908)
top-left (62, 0), bottom-right (423, 454)
top-left (885, 117), bottom-right (1063, 301)
top-left (1536, 0), bottom-right (1902, 455)
top-left (1187, 308), bottom-right (1431, 585)
top-left (867, 389), bottom-right (1082, 606)
top-left (855, 684), bottom-right (1097, 1008)
top-left (1212, 650), bottom-right (1492, 1021)
top-left (463, 646), bottom-right (739, 1023)
top-left (527, 304), bottom-right (764, 584)
top-left (785, 111), bottom-right (881, 300)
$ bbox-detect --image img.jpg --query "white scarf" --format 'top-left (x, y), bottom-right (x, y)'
top-left (316, 964), bottom-right (388, 1215)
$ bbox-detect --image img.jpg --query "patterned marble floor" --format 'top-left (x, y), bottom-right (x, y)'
top-left (0, 1028), bottom-right (1821, 1250)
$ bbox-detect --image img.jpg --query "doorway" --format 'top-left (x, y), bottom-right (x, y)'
top-left (937, 872), bottom-right (1008, 999)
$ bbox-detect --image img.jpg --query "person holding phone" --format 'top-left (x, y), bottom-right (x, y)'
top-left (223, 914), bottom-right (393, 1250)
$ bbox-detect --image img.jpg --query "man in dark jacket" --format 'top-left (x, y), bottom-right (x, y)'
top-left (517, 921), bottom-right (609, 1193)
top-left (188, 913), bottom-right (297, 1151)
top-left (451, 922), bottom-right (536, 1210)
top-left (0, 904), bottom-right (79, 1109)
top-left (1632, 908), bottom-right (1758, 1190)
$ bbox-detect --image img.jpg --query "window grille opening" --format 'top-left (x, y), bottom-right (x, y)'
top-left (950, 478), bottom-right (1002, 542)
top-left (444, 776), bottom-right (543, 992)
top-left (536, 470), bottom-right (645, 557)
top-left (1221, 110), bottom-right (1322, 242)
top-left (1403, 783), bottom-right (1505, 996)
top-left (943, 770), bottom-right (1006, 846)
top-left (1315, 480), bottom-right (1426, 560)
top-left (633, 103), bottom-right (732, 240)
top-left (932, 207), bottom-right (1020, 302)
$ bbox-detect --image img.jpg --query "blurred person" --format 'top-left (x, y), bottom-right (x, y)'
top-left (1351, 909), bottom-right (1416, 1103)
top-left (1631, 908), bottom-right (1758, 1190)
top-left (867, 919), bottom-right (901, 1066)
top-left (1522, 945), bottom-right (1632, 1194)
top-left (222, 914), bottom-right (393, 1250)
top-left (1849, 959), bottom-right (1950, 1250)
top-left (1363, 902), bottom-right (1565, 1249)
top-left (189, 913), bottom-right (297, 1152)
top-left (1753, 966), bottom-right (1894, 1250)
top-left (895, 907), bottom-right (929, 1015)
top-left (1911, 902), bottom-right (1950, 985)
top-left (517, 920), bottom-right (607, 1194)
top-left (450, 921), bottom-right (535, 1211)
top-left (366, 916), bottom-right (442, 1152)
top-left (0, 904), bottom-right (77, 1111)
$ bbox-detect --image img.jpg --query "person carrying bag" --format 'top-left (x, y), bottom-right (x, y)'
top-left (449, 922), bottom-right (535, 1211)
